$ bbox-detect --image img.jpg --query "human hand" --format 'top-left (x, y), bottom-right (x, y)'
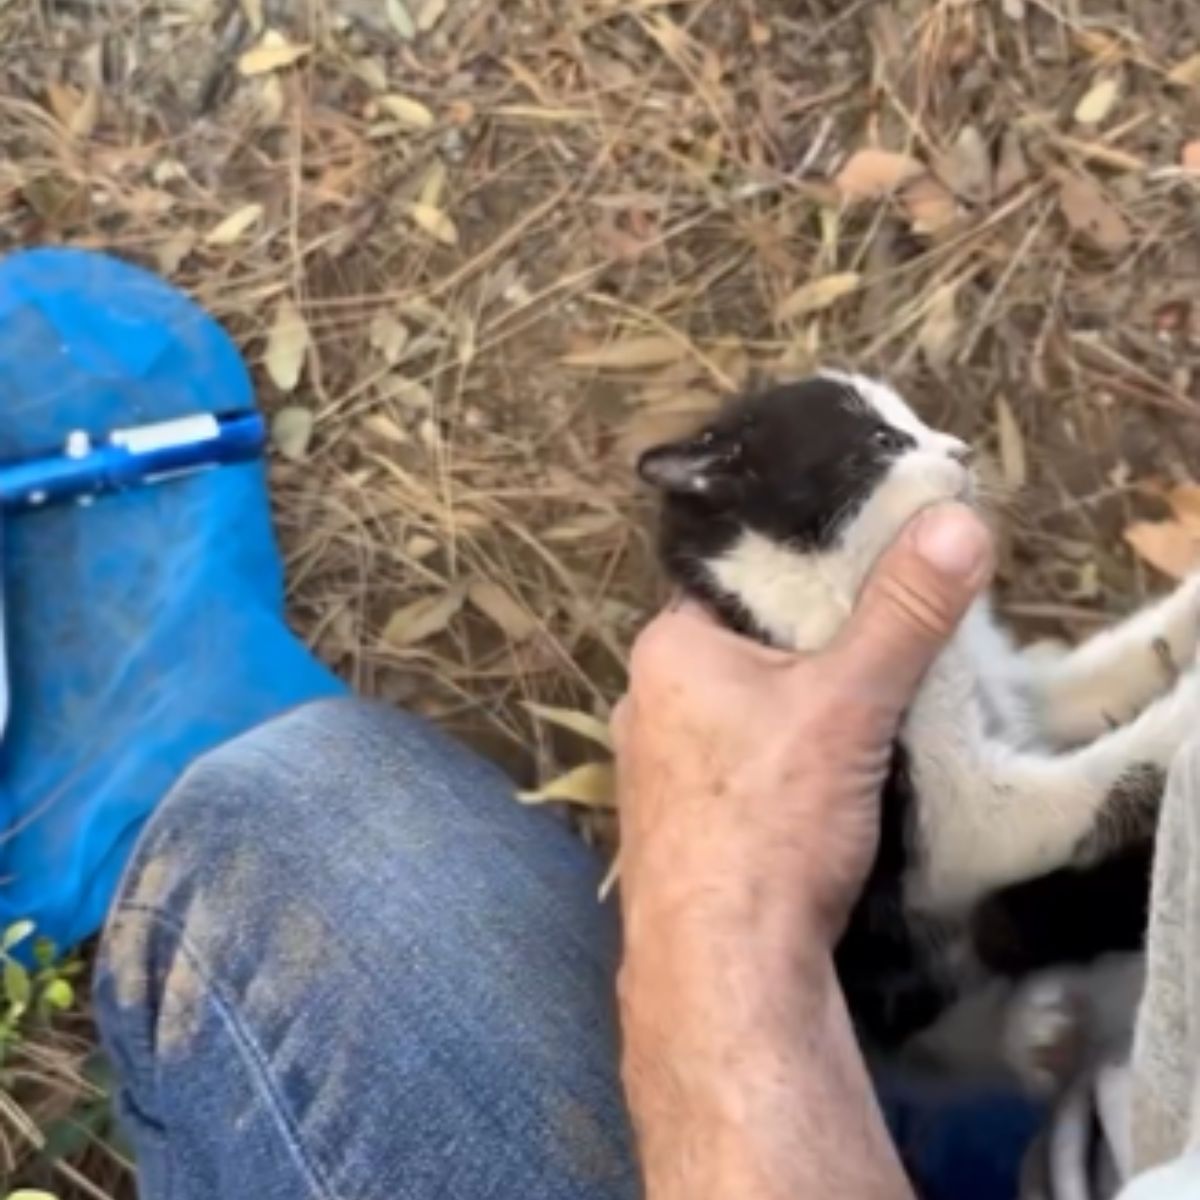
top-left (614, 502), bottom-right (993, 1200)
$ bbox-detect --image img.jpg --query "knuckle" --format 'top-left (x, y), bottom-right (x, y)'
top-left (877, 572), bottom-right (955, 638)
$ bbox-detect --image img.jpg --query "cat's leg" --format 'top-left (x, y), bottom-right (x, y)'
top-left (910, 668), bottom-right (1199, 910)
top-left (1017, 575), bottom-right (1200, 747)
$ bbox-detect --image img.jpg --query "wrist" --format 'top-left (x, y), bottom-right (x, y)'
top-left (621, 950), bottom-right (912, 1200)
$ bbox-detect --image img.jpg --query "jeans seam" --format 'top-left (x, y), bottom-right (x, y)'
top-left (120, 900), bottom-right (337, 1200)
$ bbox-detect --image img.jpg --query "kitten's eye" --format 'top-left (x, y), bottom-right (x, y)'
top-left (872, 427), bottom-right (906, 451)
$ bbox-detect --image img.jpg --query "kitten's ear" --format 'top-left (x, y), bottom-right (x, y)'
top-left (637, 437), bottom-right (736, 499)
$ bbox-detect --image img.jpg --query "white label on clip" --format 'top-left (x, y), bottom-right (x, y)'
top-left (110, 414), bottom-right (220, 454)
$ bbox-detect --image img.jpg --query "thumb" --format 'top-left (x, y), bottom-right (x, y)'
top-left (829, 503), bottom-right (993, 712)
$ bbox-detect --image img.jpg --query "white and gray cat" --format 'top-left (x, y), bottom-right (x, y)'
top-left (638, 371), bottom-right (1199, 1090)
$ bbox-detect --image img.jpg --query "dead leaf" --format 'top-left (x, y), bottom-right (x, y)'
top-left (240, 0), bottom-right (264, 32)
top-left (419, 160), bottom-right (447, 209)
top-left (258, 76), bottom-right (285, 122)
top-left (833, 149), bottom-right (925, 202)
top-left (45, 82), bottom-right (78, 126)
top-left (378, 93), bottom-right (435, 129)
top-left (204, 202), bottom-right (264, 246)
top-left (561, 335), bottom-right (688, 370)
top-left (902, 175), bottom-right (959, 234)
top-left (467, 580), bottom-right (538, 641)
top-left (408, 203), bottom-right (458, 246)
top-left (995, 130), bottom-right (1031, 195)
top-left (1183, 141), bottom-right (1200, 173)
top-left (776, 272), bottom-right (862, 322)
top-left (369, 313), bottom-right (409, 364)
top-left (543, 512), bottom-right (622, 542)
top-left (1058, 173), bottom-right (1131, 251)
top-left (69, 88), bottom-right (100, 139)
top-left (517, 763), bottom-right (616, 808)
top-left (382, 584), bottom-right (467, 648)
top-left (524, 702), bottom-right (613, 750)
top-left (416, 0), bottom-right (447, 32)
top-left (386, 0), bottom-right (416, 39)
top-left (1167, 484), bottom-right (1200, 534)
top-left (237, 33), bottom-right (311, 76)
top-left (918, 283), bottom-right (960, 372)
top-left (1074, 76), bottom-right (1121, 125)
top-left (156, 229), bottom-right (196, 276)
top-left (940, 126), bottom-right (991, 203)
top-left (271, 406), bottom-right (314, 461)
top-left (265, 297), bottom-right (310, 392)
top-left (995, 394), bottom-right (1027, 488)
top-left (1167, 52), bottom-right (1200, 88)
top-left (1124, 521), bottom-right (1200, 580)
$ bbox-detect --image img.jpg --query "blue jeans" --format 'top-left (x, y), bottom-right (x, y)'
top-left (95, 698), bottom-right (1038, 1199)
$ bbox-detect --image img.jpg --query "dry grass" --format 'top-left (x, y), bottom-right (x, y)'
top-left (4, 0), bottom-right (1200, 1193)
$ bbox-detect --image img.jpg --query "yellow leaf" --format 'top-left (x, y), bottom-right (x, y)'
top-left (995, 394), bottom-right (1026, 489)
top-left (204, 202), bottom-right (264, 246)
top-left (1124, 521), bottom-right (1200, 581)
top-left (561, 335), bottom-right (688, 370)
top-left (237, 33), bottom-right (311, 77)
top-left (775, 272), bottom-right (861, 322)
top-left (240, 0), bottom-right (264, 32)
top-left (419, 160), bottom-right (447, 208)
top-left (271, 405), bottom-right (314, 461)
top-left (382, 585), bottom-right (467, 647)
top-left (467, 580), bottom-right (538, 640)
top-left (517, 762), bottom-right (616, 808)
top-left (1167, 52), bottom-right (1200, 88)
top-left (524, 702), bottom-right (613, 751)
top-left (264, 297), bottom-right (310, 392)
top-left (379, 93), bottom-right (435, 129)
top-left (1074, 76), bottom-right (1120, 125)
top-left (834, 149), bottom-right (925, 202)
top-left (408, 203), bottom-right (458, 245)
top-left (1058, 174), bottom-right (1131, 252)
top-left (386, 0), bottom-right (416, 39)
top-left (417, 0), bottom-right (447, 32)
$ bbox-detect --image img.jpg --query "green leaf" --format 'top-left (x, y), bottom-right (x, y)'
top-left (4, 957), bottom-right (31, 1008)
top-left (42, 979), bottom-right (74, 1011)
top-left (32, 936), bottom-right (57, 968)
top-left (6, 1190), bottom-right (62, 1200)
top-left (1, 920), bottom-right (34, 952)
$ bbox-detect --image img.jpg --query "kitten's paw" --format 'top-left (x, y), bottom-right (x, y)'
top-left (1004, 975), bottom-right (1088, 1095)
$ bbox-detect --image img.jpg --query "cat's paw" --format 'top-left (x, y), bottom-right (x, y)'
top-left (1003, 975), bottom-right (1088, 1095)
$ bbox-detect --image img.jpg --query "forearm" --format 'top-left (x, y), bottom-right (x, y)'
top-left (620, 929), bottom-right (914, 1200)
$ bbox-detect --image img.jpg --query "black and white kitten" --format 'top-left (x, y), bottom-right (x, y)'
top-left (638, 372), bottom-right (1199, 1084)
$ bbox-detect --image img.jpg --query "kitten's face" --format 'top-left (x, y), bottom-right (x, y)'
top-left (639, 373), bottom-right (974, 633)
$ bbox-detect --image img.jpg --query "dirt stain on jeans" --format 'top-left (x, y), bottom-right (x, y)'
top-left (106, 855), bottom-right (171, 1008)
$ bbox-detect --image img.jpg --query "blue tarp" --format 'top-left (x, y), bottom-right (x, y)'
top-left (0, 248), bottom-right (344, 951)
